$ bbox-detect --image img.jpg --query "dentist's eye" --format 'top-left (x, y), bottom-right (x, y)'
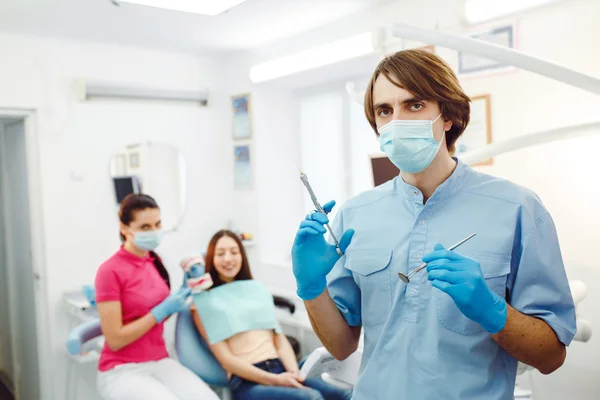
top-left (377, 108), bottom-right (391, 117)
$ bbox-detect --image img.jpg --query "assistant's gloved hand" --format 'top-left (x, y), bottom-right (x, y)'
top-left (151, 287), bottom-right (192, 324)
top-left (82, 285), bottom-right (96, 307)
top-left (291, 200), bottom-right (354, 301)
top-left (424, 244), bottom-right (507, 334)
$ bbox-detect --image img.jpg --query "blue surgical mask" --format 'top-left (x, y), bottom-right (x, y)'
top-left (378, 114), bottom-right (443, 173)
top-left (132, 230), bottom-right (164, 251)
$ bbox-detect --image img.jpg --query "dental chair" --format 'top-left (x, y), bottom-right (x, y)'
top-left (175, 308), bottom-right (232, 399)
top-left (174, 295), bottom-right (302, 400)
top-left (300, 280), bottom-right (592, 400)
top-left (65, 318), bottom-right (104, 400)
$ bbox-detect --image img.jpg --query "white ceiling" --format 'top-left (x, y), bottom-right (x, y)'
top-left (0, 0), bottom-right (393, 54)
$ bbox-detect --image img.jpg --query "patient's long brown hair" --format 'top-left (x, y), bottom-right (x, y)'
top-left (205, 230), bottom-right (253, 288)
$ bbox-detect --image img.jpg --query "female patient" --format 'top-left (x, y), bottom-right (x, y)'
top-left (95, 194), bottom-right (218, 400)
top-left (191, 229), bottom-right (352, 400)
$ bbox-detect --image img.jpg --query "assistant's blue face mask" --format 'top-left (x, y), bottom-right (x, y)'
top-left (132, 229), bottom-right (164, 251)
top-left (378, 113), bottom-right (443, 173)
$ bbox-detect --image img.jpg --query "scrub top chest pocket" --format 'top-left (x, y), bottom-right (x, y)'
top-left (435, 253), bottom-right (511, 335)
top-left (344, 248), bottom-right (394, 326)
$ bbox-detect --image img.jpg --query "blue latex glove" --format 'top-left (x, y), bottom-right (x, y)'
top-left (151, 287), bottom-right (192, 324)
top-left (82, 285), bottom-right (96, 307)
top-left (291, 200), bottom-right (355, 301)
top-left (424, 244), bottom-right (507, 334)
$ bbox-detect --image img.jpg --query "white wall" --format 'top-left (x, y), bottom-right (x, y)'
top-left (298, 91), bottom-right (347, 225)
top-left (145, 142), bottom-right (185, 231)
top-left (0, 32), bottom-right (231, 400)
top-left (226, 0), bottom-right (600, 398)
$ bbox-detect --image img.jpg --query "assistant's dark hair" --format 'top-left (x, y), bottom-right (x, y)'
top-left (205, 230), bottom-right (252, 288)
top-left (119, 193), bottom-right (170, 289)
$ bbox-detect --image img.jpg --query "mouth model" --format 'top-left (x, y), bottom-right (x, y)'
top-left (187, 273), bottom-right (213, 293)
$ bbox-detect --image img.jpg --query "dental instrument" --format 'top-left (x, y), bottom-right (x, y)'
top-left (398, 232), bottom-right (476, 283)
top-left (299, 171), bottom-right (343, 256)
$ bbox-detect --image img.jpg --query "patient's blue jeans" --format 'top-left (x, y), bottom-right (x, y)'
top-left (229, 358), bottom-right (353, 400)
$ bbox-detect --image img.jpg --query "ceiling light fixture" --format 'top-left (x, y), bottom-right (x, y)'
top-left (115, 0), bottom-right (248, 16)
top-left (465, 0), bottom-right (563, 24)
top-left (249, 32), bottom-right (374, 83)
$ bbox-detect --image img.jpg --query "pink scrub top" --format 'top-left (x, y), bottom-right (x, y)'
top-left (94, 246), bottom-right (170, 372)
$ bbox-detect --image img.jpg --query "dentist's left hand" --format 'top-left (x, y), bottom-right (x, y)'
top-left (424, 244), bottom-right (507, 334)
top-left (291, 200), bottom-right (354, 301)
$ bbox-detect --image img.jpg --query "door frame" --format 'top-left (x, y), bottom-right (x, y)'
top-left (0, 108), bottom-right (52, 400)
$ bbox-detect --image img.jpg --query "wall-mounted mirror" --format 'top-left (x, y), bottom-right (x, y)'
top-left (109, 142), bottom-right (186, 232)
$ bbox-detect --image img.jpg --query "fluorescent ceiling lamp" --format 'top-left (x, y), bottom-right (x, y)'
top-left (249, 32), bottom-right (374, 83)
top-left (465, 0), bottom-right (562, 24)
top-left (117, 0), bottom-right (248, 16)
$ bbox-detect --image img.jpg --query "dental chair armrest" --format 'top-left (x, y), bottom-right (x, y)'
top-left (300, 348), bottom-right (337, 380)
top-left (574, 319), bottom-right (592, 342)
top-left (66, 318), bottom-right (103, 355)
top-left (517, 362), bottom-right (534, 375)
top-left (569, 280), bottom-right (587, 305)
top-left (300, 346), bottom-right (362, 387)
top-left (273, 295), bottom-right (295, 314)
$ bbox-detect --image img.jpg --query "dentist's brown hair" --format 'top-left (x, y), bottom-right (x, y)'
top-left (364, 49), bottom-right (471, 154)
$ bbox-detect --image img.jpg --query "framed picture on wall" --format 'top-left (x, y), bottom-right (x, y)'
top-left (234, 144), bottom-right (253, 190)
top-left (232, 93), bottom-right (252, 140)
top-left (129, 152), bottom-right (140, 168)
top-left (417, 44), bottom-right (435, 53)
top-left (454, 94), bottom-right (492, 166)
top-left (458, 21), bottom-right (516, 76)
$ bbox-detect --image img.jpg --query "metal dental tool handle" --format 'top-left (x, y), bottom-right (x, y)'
top-left (300, 172), bottom-right (343, 255)
top-left (397, 232), bottom-right (477, 283)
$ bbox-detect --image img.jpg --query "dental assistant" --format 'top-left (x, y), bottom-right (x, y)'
top-left (95, 194), bottom-right (218, 400)
top-left (291, 50), bottom-right (576, 399)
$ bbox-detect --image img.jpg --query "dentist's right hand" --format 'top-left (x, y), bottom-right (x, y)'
top-left (151, 287), bottom-right (192, 323)
top-left (292, 200), bottom-right (354, 301)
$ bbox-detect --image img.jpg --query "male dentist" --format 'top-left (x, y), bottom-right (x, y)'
top-left (291, 49), bottom-right (576, 399)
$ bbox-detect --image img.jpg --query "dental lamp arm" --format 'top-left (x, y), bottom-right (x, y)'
top-left (392, 23), bottom-right (600, 96)
top-left (459, 122), bottom-right (600, 166)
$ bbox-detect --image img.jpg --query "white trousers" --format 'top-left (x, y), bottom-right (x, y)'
top-left (97, 358), bottom-right (220, 400)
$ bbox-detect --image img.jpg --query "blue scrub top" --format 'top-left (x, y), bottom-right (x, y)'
top-left (327, 158), bottom-right (576, 400)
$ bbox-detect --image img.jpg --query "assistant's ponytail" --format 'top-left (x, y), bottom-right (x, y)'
top-left (149, 251), bottom-right (171, 289)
